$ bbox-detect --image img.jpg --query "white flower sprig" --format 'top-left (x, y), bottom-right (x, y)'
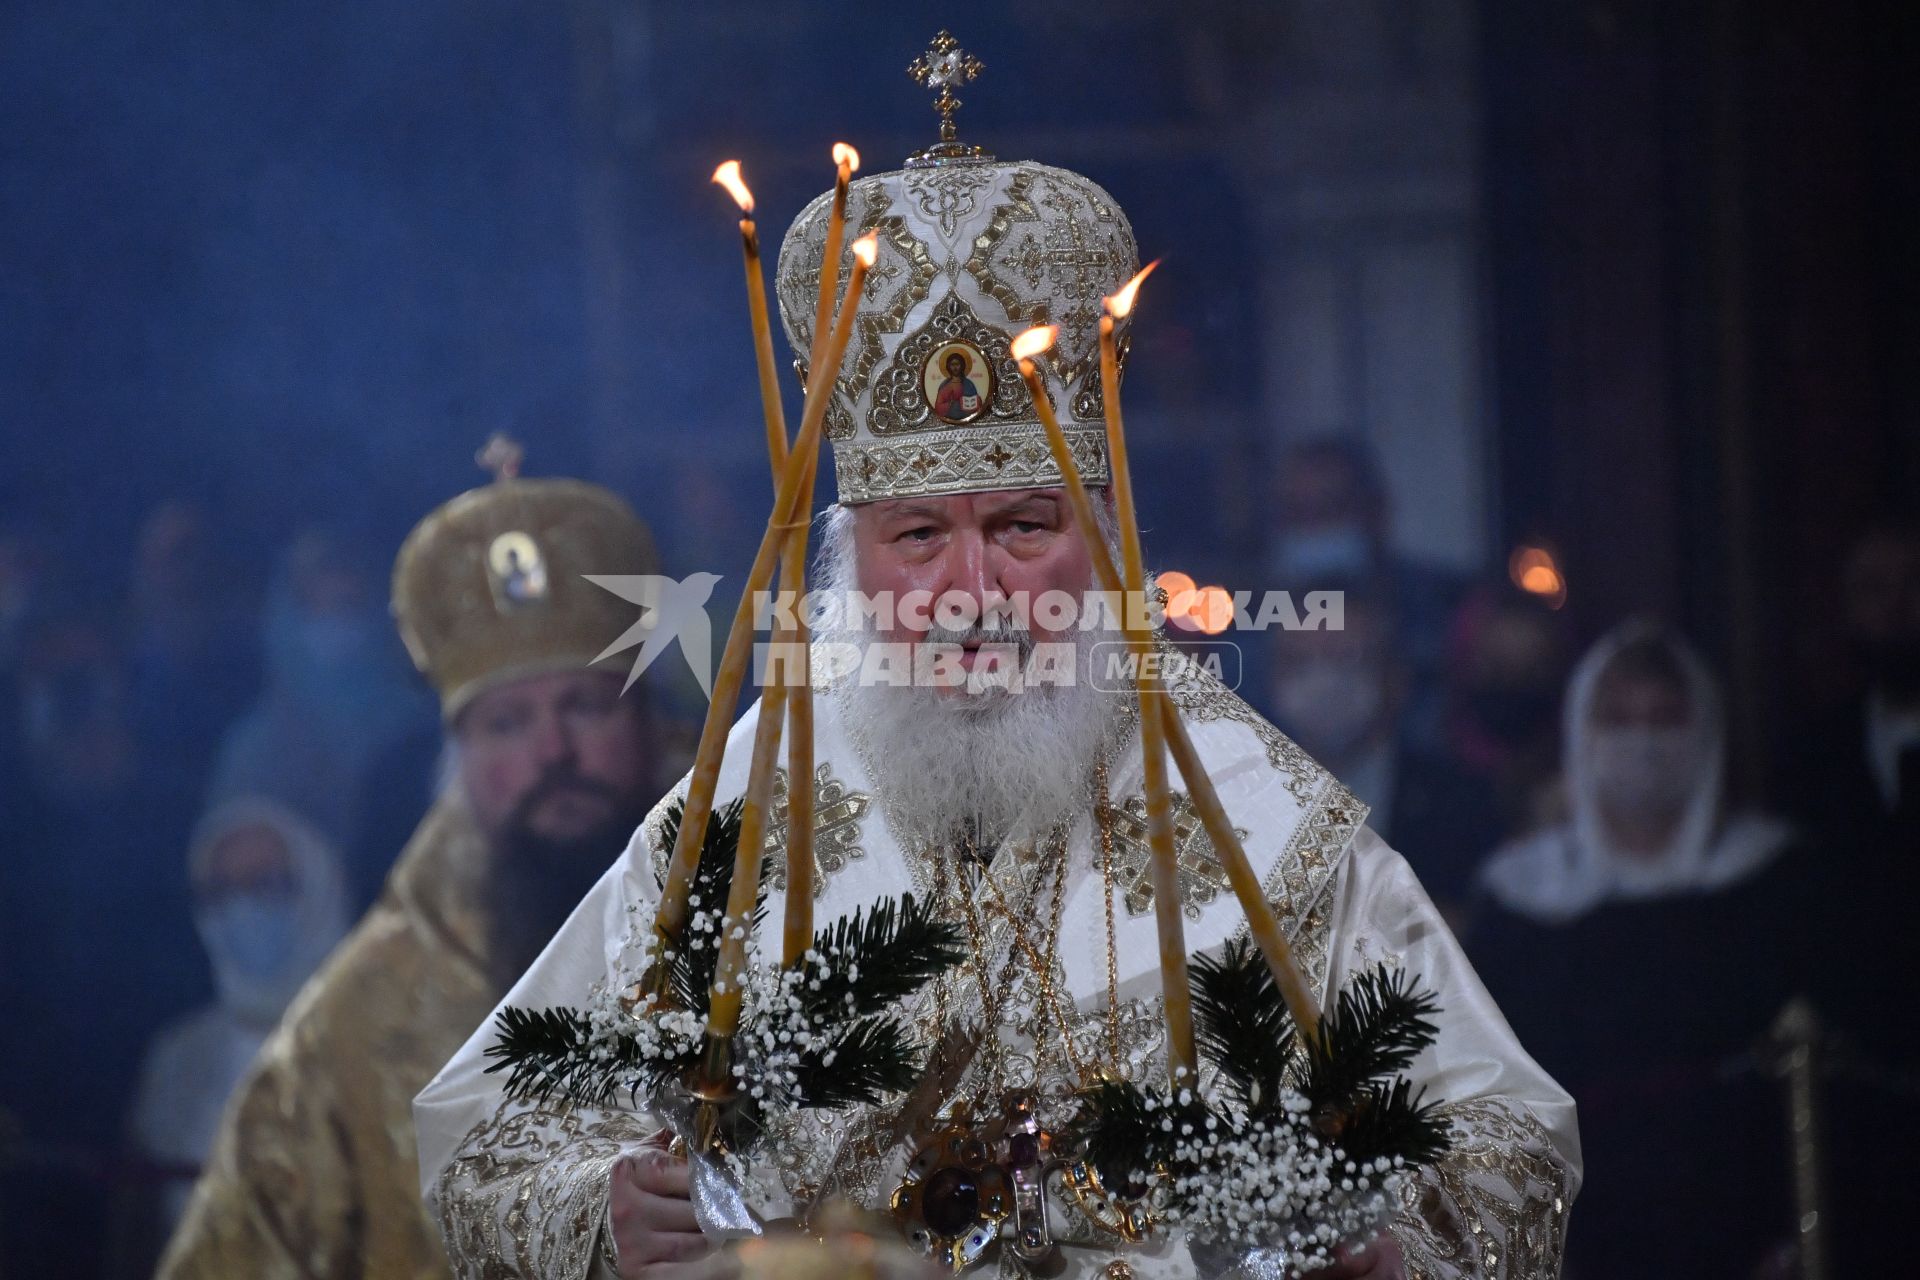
top-left (1144, 1086), bottom-right (1406, 1276)
top-left (581, 896), bottom-right (905, 1136)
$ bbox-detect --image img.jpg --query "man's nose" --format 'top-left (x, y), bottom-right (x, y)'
top-left (940, 528), bottom-right (1005, 615)
top-left (528, 705), bottom-right (577, 767)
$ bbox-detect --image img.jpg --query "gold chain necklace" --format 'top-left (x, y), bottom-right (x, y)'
top-left (939, 770), bottom-right (1133, 1095)
top-left (971, 834), bottom-right (1082, 1080)
top-left (1093, 759), bottom-right (1126, 1072)
top-left (943, 833), bottom-right (1070, 1101)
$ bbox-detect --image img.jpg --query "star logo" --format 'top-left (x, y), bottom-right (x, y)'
top-left (584, 572), bottom-right (723, 699)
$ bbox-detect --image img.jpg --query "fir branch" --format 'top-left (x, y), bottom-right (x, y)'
top-left (1193, 938), bottom-right (1298, 1114)
top-left (1076, 1079), bottom-right (1214, 1193)
top-left (790, 1014), bottom-right (924, 1109)
top-left (1301, 965), bottom-right (1441, 1110)
top-left (654, 796), bottom-right (758, 1015)
top-left (483, 1005), bottom-right (697, 1108)
top-left (795, 893), bottom-right (966, 1020)
top-left (1322, 1077), bottom-right (1450, 1168)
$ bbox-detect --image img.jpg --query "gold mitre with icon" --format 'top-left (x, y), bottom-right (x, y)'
top-left (774, 30), bottom-right (1139, 505)
top-left (391, 436), bottom-right (660, 720)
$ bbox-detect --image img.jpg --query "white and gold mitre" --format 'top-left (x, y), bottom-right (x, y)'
top-left (774, 30), bottom-right (1140, 505)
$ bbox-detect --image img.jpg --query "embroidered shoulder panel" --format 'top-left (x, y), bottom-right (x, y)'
top-left (1388, 1098), bottom-right (1574, 1280)
top-left (644, 761), bottom-right (872, 902)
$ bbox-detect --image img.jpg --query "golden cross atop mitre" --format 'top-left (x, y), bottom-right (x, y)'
top-left (476, 432), bottom-right (524, 482)
top-left (905, 29), bottom-right (990, 167)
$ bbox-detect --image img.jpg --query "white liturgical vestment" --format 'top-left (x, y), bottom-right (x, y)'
top-left (415, 663), bottom-right (1580, 1278)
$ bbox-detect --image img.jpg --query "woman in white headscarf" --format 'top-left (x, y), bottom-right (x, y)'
top-left (1478, 620), bottom-right (1793, 922)
top-left (1468, 622), bottom-right (1810, 1278)
top-left (125, 797), bottom-right (351, 1247)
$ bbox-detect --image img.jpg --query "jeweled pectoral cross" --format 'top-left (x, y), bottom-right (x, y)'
top-left (892, 1090), bottom-right (1063, 1272)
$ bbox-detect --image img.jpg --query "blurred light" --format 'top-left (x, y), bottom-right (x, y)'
top-left (1191, 585), bottom-right (1233, 634)
top-left (851, 233), bottom-right (878, 266)
top-left (832, 142), bottom-right (861, 172)
top-left (1508, 543), bottom-right (1568, 609)
top-left (1156, 569), bottom-right (1197, 619)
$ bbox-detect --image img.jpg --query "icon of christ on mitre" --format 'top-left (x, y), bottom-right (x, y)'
top-left (415, 30), bottom-right (1579, 1280)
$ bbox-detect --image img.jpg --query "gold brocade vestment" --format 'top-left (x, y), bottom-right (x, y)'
top-left (416, 665), bottom-right (1583, 1279)
top-left (158, 797), bottom-right (502, 1280)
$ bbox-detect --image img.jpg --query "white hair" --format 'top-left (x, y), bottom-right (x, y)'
top-left (812, 494), bottom-right (1125, 848)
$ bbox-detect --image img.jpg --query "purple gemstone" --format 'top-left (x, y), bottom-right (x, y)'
top-left (1007, 1132), bottom-right (1040, 1166)
top-left (921, 1167), bottom-right (981, 1238)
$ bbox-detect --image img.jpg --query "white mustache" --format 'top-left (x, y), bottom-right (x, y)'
top-left (922, 617), bottom-right (1036, 659)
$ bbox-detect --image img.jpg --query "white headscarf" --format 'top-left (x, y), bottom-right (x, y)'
top-left (1478, 621), bottom-right (1793, 925)
top-left (187, 795), bottom-right (353, 1022)
top-left (131, 796), bottom-right (354, 1228)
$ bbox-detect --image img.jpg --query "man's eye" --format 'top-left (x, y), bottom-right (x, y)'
top-left (901, 527), bottom-right (938, 543)
top-left (1009, 520), bottom-right (1045, 535)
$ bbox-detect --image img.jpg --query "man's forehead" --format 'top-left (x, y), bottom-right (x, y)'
top-left (860, 488), bottom-right (1067, 521)
top-left (462, 667), bottom-right (623, 717)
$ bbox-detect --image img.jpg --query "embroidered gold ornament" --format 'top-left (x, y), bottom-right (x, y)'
top-left (391, 435), bottom-right (660, 719)
top-left (773, 30), bottom-right (1141, 504)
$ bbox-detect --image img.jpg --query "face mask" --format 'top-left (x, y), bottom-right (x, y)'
top-left (199, 893), bottom-right (303, 984)
top-left (1587, 725), bottom-right (1699, 816)
top-left (1274, 662), bottom-right (1385, 758)
top-left (1269, 527), bottom-right (1374, 584)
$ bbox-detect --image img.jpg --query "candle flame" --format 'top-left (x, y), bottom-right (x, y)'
top-left (1010, 325), bottom-right (1058, 361)
top-left (1106, 260), bottom-right (1160, 319)
top-left (850, 232), bottom-right (878, 267)
top-left (831, 142), bottom-right (861, 173)
top-left (711, 160), bottom-right (753, 213)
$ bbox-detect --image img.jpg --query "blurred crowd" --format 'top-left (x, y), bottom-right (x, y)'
top-left (1250, 441), bottom-right (1918, 1276)
top-left (0, 503), bottom-right (442, 1274)
top-left (0, 441), bottom-right (1915, 1277)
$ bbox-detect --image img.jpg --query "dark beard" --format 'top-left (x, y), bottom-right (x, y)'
top-left (481, 768), bottom-right (652, 992)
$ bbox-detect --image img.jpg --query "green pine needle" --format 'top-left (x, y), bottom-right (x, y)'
top-left (1193, 937), bottom-right (1298, 1113)
top-left (790, 1015), bottom-right (923, 1108)
top-left (1300, 965), bottom-right (1441, 1110)
top-left (655, 796), bottom-right (758, 1015)
top-left (795, 892), bottom-right (967, 1019)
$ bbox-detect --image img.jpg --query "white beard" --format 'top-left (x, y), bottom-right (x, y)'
top-left (813, 507), bottom-right (1122, 848)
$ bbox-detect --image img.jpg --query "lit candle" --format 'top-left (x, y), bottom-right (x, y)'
top-left (1011, 326), bottom-right (1121, 591)
top-left (713, 161), bottom-right (788, 473)
top-left (1086, 269), bottom-right (1193, 1084)
top-left (652, 232), bottom-right (880, 974)
top-left (779, 146), bottom-right (857, 968)
top-left (809, 145), bottom-right (860, 374)
top-left (1019, 320), bottom-right (1325, 1051)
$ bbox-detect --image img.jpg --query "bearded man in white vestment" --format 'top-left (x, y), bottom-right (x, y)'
top-left (414, 94), bottom-right (1580, 1280)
